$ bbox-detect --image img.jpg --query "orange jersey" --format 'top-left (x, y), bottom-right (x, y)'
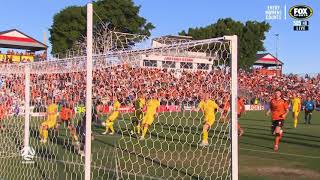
top-left (0, 105), bottom-right (6, 120)
top-left (237, 98), bottom-right (245, 115)
top-left (223, 100), bottom-right (230, 111)
top-left (270, 98), bottom-right (288, 120)
top-left (60, 107), bottom-right (74, 121)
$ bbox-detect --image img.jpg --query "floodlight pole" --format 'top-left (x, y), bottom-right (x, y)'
top-left (275, 34), bottom-right (279, 59)
top-left (85, 2), bottom-right (93, 180)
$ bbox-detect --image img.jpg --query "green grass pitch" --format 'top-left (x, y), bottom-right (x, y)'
top-left (0, 111), bottom-right (319, 180)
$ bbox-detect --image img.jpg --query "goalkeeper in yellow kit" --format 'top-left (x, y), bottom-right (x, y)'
top-left (102, 96), bottom-right (121, 135)
top-left (291, 93), bottom-right (301, 128)
top-left (132, 92), bottom-right (146, 135)
top-left (39, 98), bottom-right (58, 143)
top-left (139, 93), bottom-right (160, 140)
top-left (195, 92), bottom-right (219, 147)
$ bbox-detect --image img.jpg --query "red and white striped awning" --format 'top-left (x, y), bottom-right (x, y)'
top-left (0, 29), bottom-right (47, 51)
top-left (255, 53), bottom-right (283, 66)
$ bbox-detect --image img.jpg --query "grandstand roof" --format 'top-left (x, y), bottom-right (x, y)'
top-left (0, 29), bottom-right (47, 51)
top-left (255, 53), bottom-right (283, 66)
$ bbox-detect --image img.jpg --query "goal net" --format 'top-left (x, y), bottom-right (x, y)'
top-left (0, 19), bottom-right (237, 180)
top-left (104, 36), bottom-right (237, 180)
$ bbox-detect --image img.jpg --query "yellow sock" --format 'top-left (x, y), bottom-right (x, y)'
top-left (105, 121), bottom-right (109, 132)
top-left (108, 125), bottom-right (115, 134)
top-left (142, 126), bottom-right (148, 138)
top-left (203, 130), bottom-right (208, 143)
top-left (294, 119), bottom-right (298, 128)
top-left (43, 130), bottom-right (48, 141)
top-left (137, 125), bottom-right (141, 135)
top-left (39, 128), bottom-right (43, 139)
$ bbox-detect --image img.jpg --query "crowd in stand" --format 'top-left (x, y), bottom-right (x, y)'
top-left (239, 69), bottom-right (320, 105)
top-left (0, 64), bottom-right (319, 112)
top-left (3, 50), bottom-right (35, 56)
top-left (27, 65), bottom-right (230, 108)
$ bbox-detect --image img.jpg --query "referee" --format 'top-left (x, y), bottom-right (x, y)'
top-left (303, 96), bottom-right (316, 124)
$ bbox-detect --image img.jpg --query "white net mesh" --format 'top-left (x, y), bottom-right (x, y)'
top-left (0, 33), bottom-right (234, 179)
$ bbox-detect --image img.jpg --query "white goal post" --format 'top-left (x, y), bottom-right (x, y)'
top-left (225, 35), bottom-right (238, 180)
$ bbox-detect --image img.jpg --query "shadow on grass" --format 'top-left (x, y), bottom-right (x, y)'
top-left (117, 145), bottom-right (203, 180)
top-left (240, 141), bottom-right (273, 150)
top-left (242, 133), bottom-right (320, 149)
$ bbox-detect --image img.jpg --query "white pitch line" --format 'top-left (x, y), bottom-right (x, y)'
top-left (240, 147), bottom-right (320, 159)
top-left (0, 154), bottom-right (19, 159)
top-left (32, 156), bottom-right (164, 180)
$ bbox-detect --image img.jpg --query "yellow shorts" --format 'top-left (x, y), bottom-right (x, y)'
top-left (293, 111), bottom-right (299, 117)
top-left (142, 113), bottom-right (155, 125)
top-left (107, 111), bottom-right (119, 122)
top-left (204, 115), bottom-right (215, 127)
top-left (41, 120), bottom-right (56, 129)
top-left (105, 121), bottom-right (114, 127)
top-left (135, 110), bottom-right (144, 121)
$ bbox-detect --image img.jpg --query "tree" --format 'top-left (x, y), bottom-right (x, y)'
top-left (49, 0), bottom-right (155, 56)
top-left (179, 18), bottom-right (270, 70)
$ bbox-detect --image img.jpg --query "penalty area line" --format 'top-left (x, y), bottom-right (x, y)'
top-left (240, 147), bottom-right (320, 159)
top-left (32, 156), bottom-right (163, 180)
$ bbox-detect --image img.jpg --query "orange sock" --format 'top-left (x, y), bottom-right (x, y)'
top-left (274, 133), bottom-right (282, 146)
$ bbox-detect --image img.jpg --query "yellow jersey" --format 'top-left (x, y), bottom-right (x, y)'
top-left (146, 99), bottom-right (160, 114)
top-left (291, 97), bottom-right (301, 112)
top-left (198, 99), bottom-right (218, 117)
top-left (47, 103), bottom-right (58, 121)
top-left (113, 101), bottom-right (121, 112)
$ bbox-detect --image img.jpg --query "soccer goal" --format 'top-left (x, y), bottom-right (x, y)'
top-left (0, 3), bottom-right (238, 180)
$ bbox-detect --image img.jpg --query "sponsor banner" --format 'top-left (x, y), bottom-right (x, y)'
top-left (118, 106), bottom-right (134, 113)
top-left (21, 55), bottom-right (34, 62)
top-left (158, 105), bottom-right (181, 113)
top-left (6, 55), bottom-right (21, 62)
top-left (245, 105), bottom-right (265, 111)
top-left (183, 106), bottom-right (193, 111)
top-left (107, 105), bottom-right (181, 113)
top-left (0, 54), bottom-right (5, 61)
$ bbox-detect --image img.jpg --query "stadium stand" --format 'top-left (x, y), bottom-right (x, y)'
top-left (0, 65), bottom-right (319, 115)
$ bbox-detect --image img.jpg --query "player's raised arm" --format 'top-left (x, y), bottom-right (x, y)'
top-left (193, 97), bottom-right (203, 112)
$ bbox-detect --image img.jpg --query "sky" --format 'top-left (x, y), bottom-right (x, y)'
top-left (0, 0), bottom-right (318, 74)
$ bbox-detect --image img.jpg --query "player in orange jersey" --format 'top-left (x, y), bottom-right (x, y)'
top-left (0, 102), bottom-right (7, 131)
top-left (237, 96), bottom-right (245, 136)
top-left (220, 95), bottom-right (230, 123)
top-left (266, 89), bottom-right (289, 151)
top-left (56, 102), bottom-right (79, 144)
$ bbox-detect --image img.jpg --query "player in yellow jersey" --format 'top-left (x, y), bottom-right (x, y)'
top-left (39, 98), bottom-right (58, 143)
top-left (102, 96), bottom-right (121, 135)
top-left (291, 93), bottom-right (301, 128)
top-left (195, 92), bottom-right (219, 147)
top-left (140, 93), bottom-right (160, 140)
top-left (132, 92), bottom-right (146, 135)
